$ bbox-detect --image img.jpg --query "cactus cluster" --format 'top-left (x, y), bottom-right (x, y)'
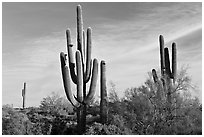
top-left (60, 5), bottom-right (107, 134)
top-left (152, 35), bottom-right (177, 117)
top-left (22, 82), bottom-right (26, 109)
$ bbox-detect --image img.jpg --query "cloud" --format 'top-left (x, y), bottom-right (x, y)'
top-left (2, 3), bottom-right (202, 106)
top-left (89, 3), bottom-right (201, 96)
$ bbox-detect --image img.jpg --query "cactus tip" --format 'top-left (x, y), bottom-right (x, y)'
top-left (60, 52), bottom-right (65, 57)
top-left (152, 69), bottom-right (156, 73)
top-left (66, 28), bottom-right (70, 32)
top-left (164, 47), bottom-right (169, 51)
top-left (172, 42), bottom-right (176, 47)
top-left (60, 52), bottom-right (66, 66)
top-left (66, 29), bottom-right (71, 36)
top-left (87, 27), bottom-right (92, 30)
top-left (159, 35), bottom-right (164, 43)
top-left (77, 4), bottom-right (82, 9)
top-left (93, 58), bottom-right (98, 64)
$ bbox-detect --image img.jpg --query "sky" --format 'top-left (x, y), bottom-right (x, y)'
top-left (2, 2), bottom-right (202, 107)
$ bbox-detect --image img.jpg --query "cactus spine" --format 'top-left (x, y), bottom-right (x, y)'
top-left (152, 35), bottom-right (177, 118)
top-left (60, 5), bottom-right (100, 134)
top-left (22, 82), bottom-right (26, 109)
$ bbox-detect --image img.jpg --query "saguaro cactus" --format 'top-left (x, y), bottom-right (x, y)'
top-left (60, 5), bottom-right (107, 134)
top-left (100, 61), bottom-right (108, 124)
top-left (22, 82), bottom-right (26, 109)
top-left (152, 35), bottom-right (177, 118)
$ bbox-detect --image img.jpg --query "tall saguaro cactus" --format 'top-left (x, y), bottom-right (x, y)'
top-left (22, 82), bottom-right (26, 109)
top-left (60, 5), bottom-right (109, 134)
top-left (100, 61), bottom-right (108, 124)
top-left (152, 35), bottom-right (177, 118)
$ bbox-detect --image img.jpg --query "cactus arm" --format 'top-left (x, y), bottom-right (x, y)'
top-left (171, 42), bottom-right (177, 83)
top-left (66, 29), bottom-right (74, 63)
top-left (68, 44), bottom-right (77, 84)
top-left (152, 69), bottom-right (159, 83)
top-left (66, 29), bottom-right (72, 45)
top-left (74, 95), bottom-right (83, 104)
top-left (85, 28), bottom-right (92, 82)
top-left (84, 59), bottom-right (98, 104)
top-left (76, 51), bottom-right (83, 102)
top-left (77, 5), bottom-right (83, 57)
top-left (83, 30), bottom-right (86, 62)
top-left (152, 69), bottom-right (164, 100)
top-left (159, 35), bottom-right (165, 76)
top-left (100, 60), bottom-right (108, 124)
top-left (85, 60), bottom-right (92, 83)
top-left (164, 47), bottom-right (171, 78)
top-left (60, 52), bottom-right (80, 108)
top-left (66, 29), bottom-right (77, 84)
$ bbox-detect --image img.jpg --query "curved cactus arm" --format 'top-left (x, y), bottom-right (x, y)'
top-left (77, 5), bottom-right (83, 57)
top-left (74, 95), bottom-right (83, 104)
top-left (152, 69), bottom-right (164, 99)
top-left (76, 51), bottom-right (83, 102)
top-left (60, 52), bottom-right (80, 108)
top-left (171, 42), bottom-right (177, 82)
top-left (85, 27), bottom-right (92, 82)
top-left (164, 47), bottom-right (171, 78)
top-left (66, 29), bottom-right (77, 84)
top-left (84, 59), bottom-right (98, 104)
top-left (159, 35), bottom-right (165, 76)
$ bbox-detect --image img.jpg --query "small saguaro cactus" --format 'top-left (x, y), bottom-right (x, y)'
top-left (152, 35), bottom-right (177, 117)
top-left (22, 82), bottom-right (26, 109)
top-left (60, 5), bottom-right (108, 134)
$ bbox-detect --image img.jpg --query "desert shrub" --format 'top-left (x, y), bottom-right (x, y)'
top-left (39, 92), bottom-right (74, 115)
top-left (25, 107), bottom-right (53, 135)
top-left (51, 115), bottom-right (77, 135)
top-left (85, 122), bottom-right (131, 135)
top-left (2, 105), bottom-right (33, 135)
top-left (106, 67), bottom-right (202, 135)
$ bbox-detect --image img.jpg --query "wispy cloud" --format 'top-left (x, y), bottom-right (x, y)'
top-left (2, 2), bottom-right (202, 106)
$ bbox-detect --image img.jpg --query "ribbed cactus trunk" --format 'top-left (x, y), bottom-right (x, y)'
top-left (60, 5), bottom-right (100, 134)
top-left (100, 61), bottom-right (108, 124)
top-left (159, 35), bottom-right (165, 76)
top-left (75, 51), bottom-right (85, 134)
top-left (22, 82), bottom-right (26, 109)
top-left (172, 43), bottom-right (177, 84)
top-left (152, 35), bottom-right (177, 119)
